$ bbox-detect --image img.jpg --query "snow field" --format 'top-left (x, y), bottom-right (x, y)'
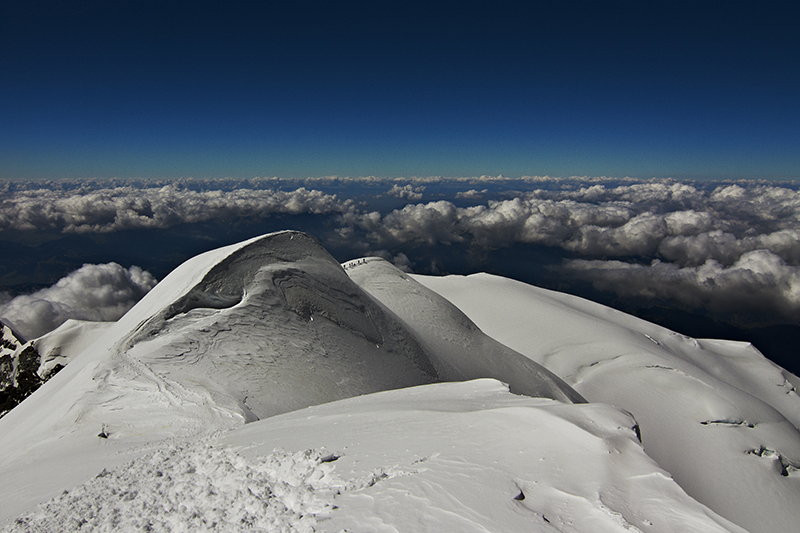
top-left (415, 272), bottom-right (800, 533)
top-left (345, 258), bottom-right (584, 403)
top-left (219, 379), bottom-right (746, 533)
top-left (4, 443), bottom-right (340, 533)
top-left (2, 234), bottom-right (798, 532)
top-left (33, 320), bottom-right (113, 377)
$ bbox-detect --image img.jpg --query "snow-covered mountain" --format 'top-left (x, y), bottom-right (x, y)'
top-left (0, 231), bottom-right (798, 532)
top-left (1, 318), bottom-right (113, 419)
top-left (1, 323), bottom-right (46, 418)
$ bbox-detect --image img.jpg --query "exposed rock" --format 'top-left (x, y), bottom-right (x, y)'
top-left (0, 323), bottom-right (44, 419)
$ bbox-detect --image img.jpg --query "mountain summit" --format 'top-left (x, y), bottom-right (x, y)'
top-left (1, 231), bottom-right (798, 532)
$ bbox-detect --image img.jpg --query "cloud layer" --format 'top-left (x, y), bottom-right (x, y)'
top-left (338, 180), bottom-right (800, 323)
top-left (0, 263), bottom-right (157, 340)
top-left (2, 177), bottom-right (799, 327)
top-left (0, 181), bottom-right (353, 233)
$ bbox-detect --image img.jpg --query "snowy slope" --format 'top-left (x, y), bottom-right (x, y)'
top-left (33, 319), bottom-right (113, 378)
top-left (345, 257), bottom-right (584, 403)
top-left (7, 380), bottom-right (747, 533)
top-left (416, 272), bottom-right (800, 533)
top-left (1, 233), bottom-right (798, 532)
top-left (2, 320), bottom-right (111, 418)
top-left (0, 231), bottom-right (447, 521)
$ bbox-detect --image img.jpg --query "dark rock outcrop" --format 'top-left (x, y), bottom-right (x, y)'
top-left (0, 323), bottom-right (45, 418)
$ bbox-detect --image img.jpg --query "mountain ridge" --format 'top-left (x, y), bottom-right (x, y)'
top-left (1, 231), bottom-right (798, 532)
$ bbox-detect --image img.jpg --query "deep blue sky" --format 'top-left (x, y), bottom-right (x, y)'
top-left (2, 1), bottom-right (798, 180)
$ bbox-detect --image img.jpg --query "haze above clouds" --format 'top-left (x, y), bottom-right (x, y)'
top-left (1, 177), bottom-right (799, 343)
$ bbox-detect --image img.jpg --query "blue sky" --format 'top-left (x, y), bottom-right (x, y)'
top-left (2, 1), bottom-right (798, 180)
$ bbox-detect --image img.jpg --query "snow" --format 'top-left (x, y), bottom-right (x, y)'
top-left (5, 380), bottom-right (747, 533)
top-left (5, 444), bottom-right (337, 533)
top-left (218, 379), bottom-right (750, 533)
top-left (344, 257), bottom-right (584, 403)
top-left (0, 233), bottom-right (798, 532)
top-left (0, 234), bottom-right (294, 520)
top-left (32, 319), bottom-right (113, 378)
top-left (414, 272), bottom-right (800, 533)
top-left (0, 231), bottom-right (440, 521)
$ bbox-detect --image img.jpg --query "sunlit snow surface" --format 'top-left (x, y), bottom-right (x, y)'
top-left (5, 381), bottom-right (745, 533)
top-left (416, 273), bottom-right (800, 533)
top-left (1, 231), bottom-right (798, 532)
top-left (32, 319), bottom-right (113, 377)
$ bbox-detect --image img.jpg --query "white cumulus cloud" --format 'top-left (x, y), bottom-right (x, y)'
top-left (386, 184), bottom-right (425, 201)
top-left (564, 250), bottom-right (800, 322)
top-left (3, 176), bottom-right (800, 327)
top-left (332, 178), bottom-right (800, 324)
top-left (0, 183), bottom-right (354, 233)
top-left (0, 263), bottom-right (157, 340)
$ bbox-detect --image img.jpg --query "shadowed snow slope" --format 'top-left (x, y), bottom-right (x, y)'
top-left (121, 230), bottom-right (441, 420)
top-left (417, 273), bottom-right (800, 533)
top-left (345, 257), bottom-right (584, 404)
top-left (32, 319), bottom-right (113, 377)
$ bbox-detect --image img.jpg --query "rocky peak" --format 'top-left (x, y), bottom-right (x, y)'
top-left (0, 322), bottom-right (54, 418)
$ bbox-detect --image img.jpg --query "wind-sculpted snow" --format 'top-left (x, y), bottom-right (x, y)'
top-left (216, 380), bottom-right (746, 533)
top-left (0, 231), bottom-right (443, 521)
top-left (32, 320), bottom-right (113, 378)
top-left (5, 444), bottom-right (338, 533)
top-left (3, 381), bottom-right (747, 533)
top-left (123, 231), bottom-right (440, 420)
top-left (0, 230), bottom-right (797, 531)
top-left (418, 273), bottom-right (800, 533)
top-left (345, 257), bottom-right (585, 404)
